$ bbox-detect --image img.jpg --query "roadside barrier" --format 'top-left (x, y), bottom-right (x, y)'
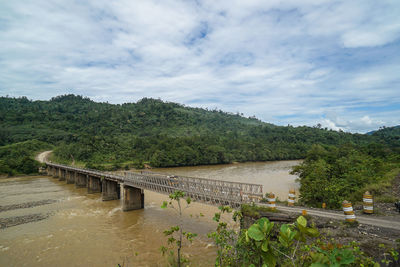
top-left (322, 203), bottom-right (326, 209)
top-left (342, 200), bottom-right (356, 222)
top-left (288, 189), bottom-right (295, 206)
top-left (363, 191), bottom-right (373, 214)
top-left (267, 193), bottom-right (276, 210)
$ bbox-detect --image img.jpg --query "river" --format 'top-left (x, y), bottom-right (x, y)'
top-left (0, 160), bottom-right (300, 266)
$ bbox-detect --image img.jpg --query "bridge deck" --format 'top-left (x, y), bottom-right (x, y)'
top-left (46, 162), bottom-right (263, 207)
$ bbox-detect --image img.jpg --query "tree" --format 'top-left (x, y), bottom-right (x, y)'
top-left (160, 191), bottom-right (197, 267)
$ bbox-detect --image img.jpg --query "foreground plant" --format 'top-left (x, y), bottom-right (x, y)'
top-left (210, 210), bottom-right (395, 267)
top-left (208, 206), bottom-right (242, 266)
top-left (239, 215), bottom-right (319, 266)
top-left (160, 191), bottom-right (197, 267)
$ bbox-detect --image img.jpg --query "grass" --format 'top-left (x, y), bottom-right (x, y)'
top-left (241, 203), bottom-right (279, 218)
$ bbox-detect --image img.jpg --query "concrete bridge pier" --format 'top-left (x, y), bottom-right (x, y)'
top-left (59, 169), bottom-right (66, 181)
top-left (52, 167), bottom-right (59, 178)
top-left (122, 185), bottom-right (144, 211)
top-left (75, 173), bottom-right (87, 188)
top-left (102, 180), bottom-right (120, 201)
top-left (66, 170), bottom-right (75, 184)
top-left (46, 166), bottom-right (51, 176)
top-left (47, 166), bottom-right (52, 176)
top-left (88, 176), bottom-right (102, 193)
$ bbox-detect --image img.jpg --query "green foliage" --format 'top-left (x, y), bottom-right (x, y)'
top-left (208, 206), bottom-right (241, 266)
top-left (0, 140), bottom-right (52, 175)
top-left (241, 203), bottom-right (278, 217)
top-left (236, 216), bottom-right (321, 266)
top-left (1, 95), bottom-right (392, 170)
top-left (292, 144), bottom-right (400, 208)
top-left (209, 212), bottom-right (393, 267)
top-left (370, 126), bottom-right (400, 149)
top-left (160, 191), bottom-right (197, 267)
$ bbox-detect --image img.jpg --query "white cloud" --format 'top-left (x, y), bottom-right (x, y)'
top-left (320, 113), bottom-right (388, 133)
top-left (0, 0), bottom-right (399, 133)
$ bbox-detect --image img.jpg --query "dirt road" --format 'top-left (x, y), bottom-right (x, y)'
top-left (260, 204), bottom-right (400, 231)
top-left (35, 150), bottom-right (52, 163)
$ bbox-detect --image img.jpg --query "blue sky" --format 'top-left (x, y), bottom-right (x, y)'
top-left (0, 0), bottom-right (399, 133)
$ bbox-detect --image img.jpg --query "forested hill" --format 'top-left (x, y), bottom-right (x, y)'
top-left (0, 95), bottom-right (394, 171)
top-left (370, 126), bottom-right (400, 148)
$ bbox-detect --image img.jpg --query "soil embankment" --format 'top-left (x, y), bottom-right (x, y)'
top-left (35, 150), bottom-right (52, 163)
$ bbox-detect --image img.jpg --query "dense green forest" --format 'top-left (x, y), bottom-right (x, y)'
top-left (292, 143), bottom-right (400, 208)
top-left (0, 140), bottom-right (52, 175)
top-left (0, 94), bottom-right (398, 175)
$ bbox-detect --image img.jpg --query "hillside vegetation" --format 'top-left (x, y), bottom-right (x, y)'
top-left (292, 143), bottom-right (400, 208)
top-left (0, 140), bottom-right (52, 176)
top-left (0, 95), bottom-right (397, 174)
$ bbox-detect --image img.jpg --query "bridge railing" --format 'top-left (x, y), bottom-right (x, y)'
top-left (123, 171), bottom-right (263, 206)
top-left (45, 162), bottom-right (264, 206)
top-left (138, 171), bottom-right (263, 198)
top-left (46, 162), bottom-right (123, 182)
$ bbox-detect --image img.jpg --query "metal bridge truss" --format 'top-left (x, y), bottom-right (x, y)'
top-left (123, 171), bottom-right (263, 207)
top-left (46, 163), bottom-right (263, 207)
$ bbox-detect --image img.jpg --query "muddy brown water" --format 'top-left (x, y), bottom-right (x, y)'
top-left (0, 160), bottom-right (300, 266)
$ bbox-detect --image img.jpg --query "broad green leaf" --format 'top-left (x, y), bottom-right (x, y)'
top-left (297, 216), bottom-right (307, 228)
top-left (261, 240), bottom-right (269, 252)
top-left (307, 227), bottom-right (320, 237)
top-left (258, 217), bottom-right (270, 228)
top-left (280, 223), bottom-right (289, 234)
top-left (262, 250), bottom-right (277, 267)
top-left (245, 230), bottom-right (250, 243)
top-left (263, 220), bottom-right (274, 234)
top-left (161, 201), bottom-right (168, 209)
top-left (289, 230), bottom-right (298, 240)
top-left (248, 224), bottom-right (265, 241)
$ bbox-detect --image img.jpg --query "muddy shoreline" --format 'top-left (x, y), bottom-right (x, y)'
top-left (0, 213), bottom-right (51, 229)
top-left (0, 199), bottom-right (57, 212)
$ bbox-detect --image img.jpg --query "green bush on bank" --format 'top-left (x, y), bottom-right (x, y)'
top-left (292, 144), bottom-right (400, 209)
top-left (241, 203), bottom-right (278, 217)
top-left (0, 140), bottom-right (52, 176)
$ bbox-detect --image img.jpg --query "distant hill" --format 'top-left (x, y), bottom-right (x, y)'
top-left (0, 94), bottom-right (391, 169)
top-left (370, 125), bottom-right (400, 147)
top-left (366, 125), bottom-right (400, 135)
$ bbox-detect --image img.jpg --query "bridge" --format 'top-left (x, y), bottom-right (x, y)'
top-left (44, 162), bottom-right (263, 211)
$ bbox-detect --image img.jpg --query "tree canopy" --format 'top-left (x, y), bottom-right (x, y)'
top-left (0, 95), bottom-right (398, 174)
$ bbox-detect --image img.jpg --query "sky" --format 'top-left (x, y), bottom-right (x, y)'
top-left (0, 0), bottom-right (399, 133)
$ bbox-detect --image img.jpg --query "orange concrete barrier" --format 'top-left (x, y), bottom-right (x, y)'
top-left (288, 189), bottom-right (295, 206)
top-left (342, 200), bottom-right (356, 222)
top-left (322, 203), bottom-right (326, 209)
top-left (363, 191), bottom-right (373, 214)
top-left (267, 193), bottom-right (276, 210)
